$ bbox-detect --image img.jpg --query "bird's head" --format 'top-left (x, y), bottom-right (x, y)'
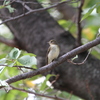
top-left (48, 39), bottom-right (57, 45)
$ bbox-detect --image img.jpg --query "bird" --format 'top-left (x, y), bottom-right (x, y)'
top-left (47, 39), bottom-right (60, 64)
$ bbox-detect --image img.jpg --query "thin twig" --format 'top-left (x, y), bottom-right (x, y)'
top-left (0, 0), bottom-right (77, 25)
top-left (43, 74), bottom-right (60, 93)
top-left (85, 81), bottom-right (94, 100)
top-left (68, 91), bottom-right (73, 100)
top-left (10, 85), bottom-right (67, 100)
top-left (51, 74), bottom-right (59, 84)
top-left (0, 64), bottom-right (36, 70)
top-left (76, 0), bottom-right (84, 46)
top-left (16, 0), bottom-right (79, 5)
top-left (0, 82), bottom-right (8, 93)
top-left (16, 0), bottom-right (33, 11)
top-left (3, 0), bottom-right (16, 7)
top-left (68, 32), bottom-right (100, 65)
top-left (67, 49), bottom-right (91, 65)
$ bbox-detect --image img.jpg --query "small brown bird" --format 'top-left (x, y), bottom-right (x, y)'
top-left (47, 39), bottom-right (60, 64)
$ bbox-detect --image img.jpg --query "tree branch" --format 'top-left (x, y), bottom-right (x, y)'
top-left (0, 0), bottom-right (77, 25)
top-left (16, 0), bottom-right (33, 11)
top-left (76, 0), bottom-right (84, 46)
top-left (0, 36), bottom-right (20, 48)
top-left (0, 65), bottom-right (36, 70)
top-left (10, 85), bottom-right (66, 100)
top-left (0, 36), bottom-right (99, 86)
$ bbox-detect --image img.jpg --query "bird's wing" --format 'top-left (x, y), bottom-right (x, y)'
top-left (46, 46), bottom-right (51, 64)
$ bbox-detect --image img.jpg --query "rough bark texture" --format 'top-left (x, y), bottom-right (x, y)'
top-left (0, 0), bottom-right (100, 100)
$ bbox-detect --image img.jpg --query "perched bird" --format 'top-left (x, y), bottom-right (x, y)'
top-left (47, 39), bottom-right (60, 64)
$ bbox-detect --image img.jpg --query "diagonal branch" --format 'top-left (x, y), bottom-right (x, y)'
top-left (1, 36), bottom-right (99, 85)
top-left (16, 0), bottom-right (33, 11)
top-left (10, 85), bottom-right (66, 100)
top-left (0, 36), bottom-right (20, 48)
top-left (0, 0), bottom-right (77, 25)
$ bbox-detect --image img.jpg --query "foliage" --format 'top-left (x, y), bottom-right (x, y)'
top-left (0, 48), bottom-right (69, 100)
top-left (57, 0), bottom-right (100, 59)
top-left (0, 48), bottom-right (37, 100)
top-left (82, 2), bottom-right (100, 21)
top-left (0, 48), bottom-right (82, 100)
top-left (1, 0), bottom-right (15, 13)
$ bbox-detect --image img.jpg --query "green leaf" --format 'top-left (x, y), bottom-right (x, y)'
top-left (3, 0), bottom-right (7, 5)
top-left (32, 65), bottom-right (37, 69)
top-left (8, 61), bottom-right (16, 67)
top-left (82, 5), bottom-right (96, 21)
top-left (0, 5), bottom-right (5, 9)
top-left (8, 48), bottom-right (21, 59)
top-left (61, 0), bottom-right (66, 2)
top-left (40, 74), bottom-right (54, 91)
top-left (72, 55), bottom-right (78, 61)
top-left (6, 5), bottom-right (15, 13)
top-left (23, 53), bottom-right (36, 57)
top-left (6, 60), bottom-right (14, 67)
top-left (31, 75), bottom-right (42, 80)
top-left (0, 58), bottom-right (6, 65)
top-left (0, 66), bottom-right (5, 73)
top-left (0, 80), bottom-right (9, 87)
top-left (96, 5), bottom-right (100, 13)
top-left (3, 1), bottom-right (15, 13)
top-left (0, 54), bottom-right (6, 59)
top-left (0, 58), bottom-right (6, 73)
top-left (5, 90), bottom-right (27, 100)
top-left (18, 55), bottom-right (37, 66)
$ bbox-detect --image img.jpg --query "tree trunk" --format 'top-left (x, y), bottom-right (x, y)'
top-left (0, 0), bottom-right (100, 100)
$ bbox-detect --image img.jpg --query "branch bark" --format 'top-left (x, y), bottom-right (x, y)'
top-left (3, 37), bottom-right (100, 85)
top-left (0, 0), bottom-right (72, 25)
top-left (10, 85), bottom-right (66, 100)
top-left (76, 0), bottom-right (84, 46)
top-left (0, 36), bottom-right (19, 48)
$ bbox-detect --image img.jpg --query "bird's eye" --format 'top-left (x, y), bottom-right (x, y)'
top-left (50, 40), bottom-right (53, 43)
top-left (52, 41), bottom-right (54, 43)
top-left (50, 40), bottom-right (56, 44)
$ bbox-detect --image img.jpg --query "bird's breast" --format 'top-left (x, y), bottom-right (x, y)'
top-left (48, 45), bottom-right (60, 59)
